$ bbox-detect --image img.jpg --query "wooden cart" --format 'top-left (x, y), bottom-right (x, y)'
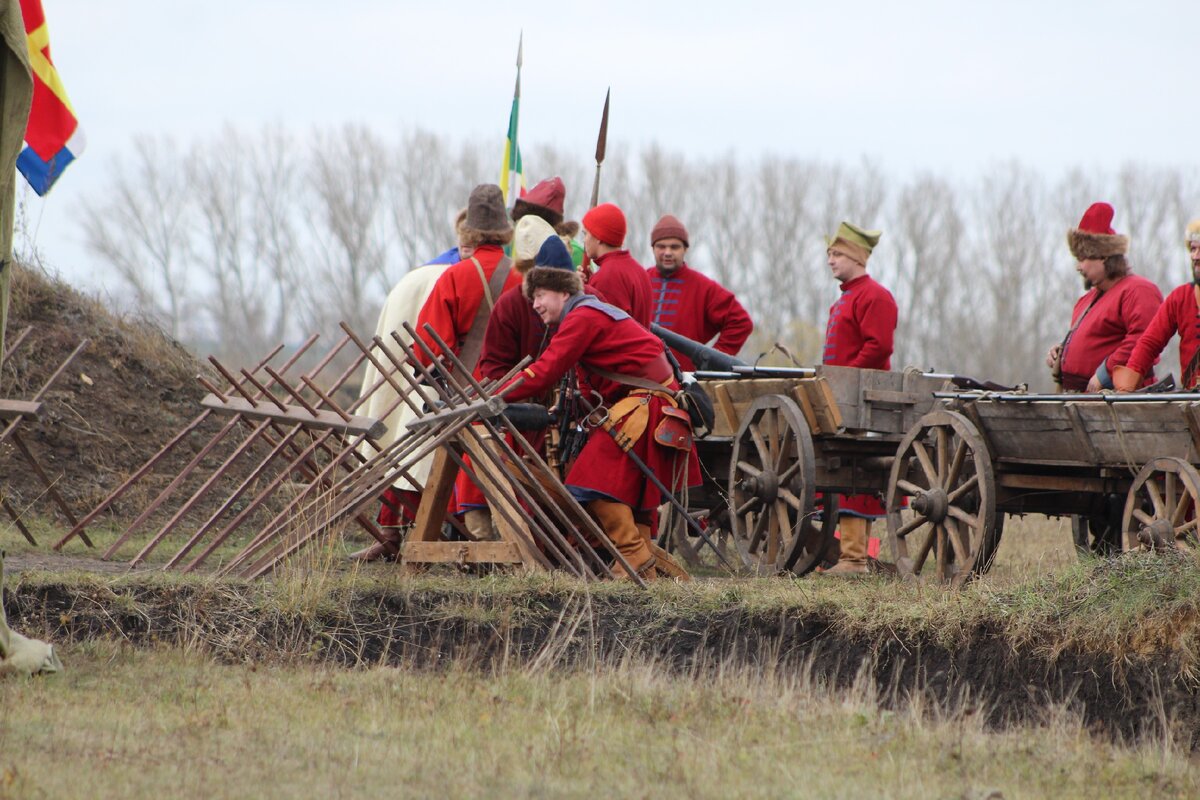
top-left (884, 392), bottom-right (1200, 586)
top-left (677, 365), bottom-right (948, 575)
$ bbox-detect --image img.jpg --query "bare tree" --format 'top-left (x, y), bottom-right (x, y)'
top-left (81, 135), bottom-right (192, 338)
top-left (302, 124), bottom-right (393, 337)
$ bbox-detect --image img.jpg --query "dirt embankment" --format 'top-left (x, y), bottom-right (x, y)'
top-left (2, 263), bottom-right (214, 516)
top-left (5, 576), bottom-right (1198, 746)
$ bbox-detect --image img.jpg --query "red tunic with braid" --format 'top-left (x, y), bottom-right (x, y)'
top-left (648, 263), bottom-right (753, 371)
top-left (501, 296), bottom-right (700, 511)
top-left (589, 249), bottom-right (653, 328)
top-left (823, 273), bottom-right (898, 518)
top-left (1124, 283), bottom-right (1198, 386)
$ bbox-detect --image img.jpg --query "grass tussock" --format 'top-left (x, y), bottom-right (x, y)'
top-left (1, 640), bottom-right (1196, 800)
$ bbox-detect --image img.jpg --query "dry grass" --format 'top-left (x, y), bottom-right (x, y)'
top-left (0, 640), bottom-right (1195, 800)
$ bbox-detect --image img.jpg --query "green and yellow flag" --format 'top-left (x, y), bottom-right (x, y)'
top-left (498, 33), bottom-right (525, 207)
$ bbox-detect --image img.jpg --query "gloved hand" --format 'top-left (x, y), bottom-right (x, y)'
top-left (1112, 365), bottom-right (1142, 392)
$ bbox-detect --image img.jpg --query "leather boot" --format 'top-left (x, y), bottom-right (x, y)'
top-left (589, 499), bottom-right (657, 580)
top-left (464, 508), bottom-right (498, 541)
top-left (824, 516), bottom-right (870, 576)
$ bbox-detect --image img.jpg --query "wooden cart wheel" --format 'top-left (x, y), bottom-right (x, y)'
top-left (728, 394), bottom-right (835, 575)
top-left (1120, 457), bottom-right (1200, 552)
top-left (886, 410), bottom-right (998, 587)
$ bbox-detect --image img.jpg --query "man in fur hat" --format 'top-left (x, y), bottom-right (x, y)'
top-left (646, 214), bottom-right (753, 370)
top-left (512, 176), bottom-right (584, 267)
top-left (582, 202), bottom-right (653, 327)
top-left (414, 184), bottom-right (522, 367)
top-left (497, 236), bottom-right (700, 580)
top-left (410, 184), bottom-right (522, 541)
top-left (1115, 219), bottom-right (1200, 391)
top-left (821, 221), bottom-right (898, 575)
top-left (1045, 202), bottom-right (1162, 392)
top-left (451, 215), bottom-right (560, 538)
top-left (350, 209), bottom-right (474, 561)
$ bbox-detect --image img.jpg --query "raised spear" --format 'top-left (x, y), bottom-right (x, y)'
top-left (588, 87), bottom-right (610, 210)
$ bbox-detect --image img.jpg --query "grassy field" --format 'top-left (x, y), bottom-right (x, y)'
top-left (1, 640), bottom-right (1196, 800)
top-left (5, 514), bottom-right (1200, 798)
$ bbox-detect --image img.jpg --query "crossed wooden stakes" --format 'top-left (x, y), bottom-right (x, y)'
top-left (52, 322), bottom-right (643, 585)
top-left (54, 331), bottom-right (404, 571)
top-left (0, 326), bottom-right (91, 547)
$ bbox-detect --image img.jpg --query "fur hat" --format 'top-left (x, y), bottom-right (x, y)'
top-left (461, 184), bottom-right (513, 247)
top-left (512, 177), bottom-right (566, 226)
top-left (582, 203), bottom-right (627, 247)
top-left (1186, 219), bottom-right (1200, 247)
top-left (523, 236), bottom-right (583, 298)
top-left (1067, 202), bottom-right (1128, 260)
top-left (650, 214), bottom-right (689, 247)
top-left (825, 221), bottom-right (881, 265)
top-left (513, 216), bottom-right (558, 270)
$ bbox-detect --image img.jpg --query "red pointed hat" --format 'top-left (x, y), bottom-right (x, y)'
top-left (1067, 202), bottom-right (1128, 260)
top-left (522, 177), bottom-right (565, 214)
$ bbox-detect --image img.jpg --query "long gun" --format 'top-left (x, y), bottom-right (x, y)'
top-left (650, 324), bottom-right (748, 373)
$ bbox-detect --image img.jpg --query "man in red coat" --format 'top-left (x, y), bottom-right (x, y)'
top-left (582, 202), bottom-right (652, 327)
top-left (1116, 219), bottom-right (1200, 390)
top-left (822, 221), bottom-right (898, 575)
top-left (413, 184), bottom-right (522, 540)
top-left (499, 236), bottom-right (700, 580)
top-left (414, 184), bottom-right (523, 368)
top-left (1045, 202), bottom-right (1162, 392)
top-left (646, 214), bottom-right (753, 370)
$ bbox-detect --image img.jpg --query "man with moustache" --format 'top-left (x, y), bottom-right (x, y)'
top-left (1045, 202), bottom-right (1162, 392)
top-left (646, 214), bottom-right (753, 370)
top-left (1115, 220), bottom-right (1200, 390)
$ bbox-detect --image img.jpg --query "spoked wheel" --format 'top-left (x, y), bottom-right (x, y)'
top-left (1121, 457), bottom-right (1200, 552)
top-left (728, 394), bottom-right (836, 575)
top-left (886, 410), bottom-right (999, 587)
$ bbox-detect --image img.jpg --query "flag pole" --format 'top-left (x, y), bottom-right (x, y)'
top-left (500, 32), bottom-right (524, 206)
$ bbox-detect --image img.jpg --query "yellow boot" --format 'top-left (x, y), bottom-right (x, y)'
top-left (589, 500), bottom-right (657, 580)
top-left (824, 516), bottom-right (870, 576)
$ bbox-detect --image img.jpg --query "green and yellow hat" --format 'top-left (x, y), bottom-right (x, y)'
top-left (826, 221), bottom-right (882, 265)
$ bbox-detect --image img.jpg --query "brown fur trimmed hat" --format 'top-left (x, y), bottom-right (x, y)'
top-left (1067, 202), bottom-right (1128, 260)
top-left (522, 236), bottom-right (583, 298)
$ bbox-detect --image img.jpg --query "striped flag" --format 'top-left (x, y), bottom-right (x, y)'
top-left (17, 0), bottom-right (84, 196)
top-left (498, 33), bottom-right (525, 206)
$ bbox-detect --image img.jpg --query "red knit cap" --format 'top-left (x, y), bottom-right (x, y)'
top-left (582, 203), bottom-right (627, 247)
top-left (650, 214), bottom-right (689, 247)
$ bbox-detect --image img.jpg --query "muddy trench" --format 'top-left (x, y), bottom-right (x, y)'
top-left (6, 581), bottom-right (1199, 746)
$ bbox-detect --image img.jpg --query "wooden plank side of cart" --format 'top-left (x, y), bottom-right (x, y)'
top-left (964, 398), bottom-right (1200, 467)
top-left (1074, 401), bottom-right (1200, 464)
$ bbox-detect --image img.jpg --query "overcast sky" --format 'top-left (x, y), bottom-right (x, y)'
top-left (17, 0), bottom-right (1200, 291)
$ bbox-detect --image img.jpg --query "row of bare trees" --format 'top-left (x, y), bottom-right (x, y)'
top-left (77, 126), bottom-right (1200, 388)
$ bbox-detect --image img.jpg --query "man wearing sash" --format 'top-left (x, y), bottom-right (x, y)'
top-left (1045, 202), bottom-right (1161, 392)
